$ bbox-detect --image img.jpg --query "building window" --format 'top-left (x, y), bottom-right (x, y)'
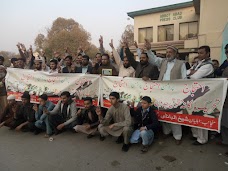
top-left (179, 22), bottom-right (198, 40)
top-left (158, 25), bottom-right (174, 42)
top-left (138, 27), bottom-right (153, 43)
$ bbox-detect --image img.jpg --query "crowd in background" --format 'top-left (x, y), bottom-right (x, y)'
top-left (0, 37), bottom-right (228, 154)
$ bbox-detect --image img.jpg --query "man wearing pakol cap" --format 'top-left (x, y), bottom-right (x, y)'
top-left (130, 96), bottom-right (159, 153)
top-left (0, 61), bottom-right (7, 115)
top-left (0, 95), bottom-right (20, 128)
top-left (145, 40), bottom-right (187, 145)
top-left (12, 91), bottom-right (36, 131)
top-left (97, 92), bottom-right (133, 152)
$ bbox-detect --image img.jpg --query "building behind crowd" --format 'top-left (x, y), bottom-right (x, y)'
top-left (127, 0), bottom-right (228, 63)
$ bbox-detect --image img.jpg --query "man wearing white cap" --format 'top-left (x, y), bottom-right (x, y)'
top-left (145, 40), bottom-right (187, 145)
top-left (0, 95), bottom-right (20, 128)
top-left (33, 53), bottom-right (49, 72)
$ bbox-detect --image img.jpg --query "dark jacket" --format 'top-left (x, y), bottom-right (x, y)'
top-left (76, 65), bottom-right (93, 74)
top-left (62, 66), bottom-right (76, 73)
top-left (16, 103), bottom-right (35, 123)
top-left (125, 48), bottom-right (159, 80)
top-left (130, 106), bottom-right (159, 131)
top-left (79, 106), bottom-right (99, 129)
top-left (215, 60), bottom-right (228, 77)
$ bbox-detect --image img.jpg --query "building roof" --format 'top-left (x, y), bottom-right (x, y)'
top-left (127, 1), bottom-right (193, 19)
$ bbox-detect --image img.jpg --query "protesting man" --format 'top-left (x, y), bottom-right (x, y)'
top-left (13, 92), bottom-right (36, 132)
top-left (0, 62), bottom-right (7, 115)
top-left (74, 97), bottom-right (99, 138)
top-left (76, 55), bottom-right (93, 74)
top-left (48, 59), bottom-right (59, 73)
top-left (130, 96), bottom-right (159, 153)
top-left (125, 40), bottom-right (159, 81)
top-left (187, 45), bottom-right (214, 145)
top-left (0, 95), bottom-right (20, 128)
top-left (33, 94), bottom-right (55, 137)
top-left (109, 39), bottom-right (135, 77)
top-left (44, 91), bottom-right (78, 135)
top-left (145, 39), bottom-right (187, 145)
top-left (61, 56), bottom-right (77, 73)
top-left (98, 92), bottom-right (132, 152)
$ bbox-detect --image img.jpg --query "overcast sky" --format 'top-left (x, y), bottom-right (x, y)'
top-left (1, 0), bottom-right (191, 53)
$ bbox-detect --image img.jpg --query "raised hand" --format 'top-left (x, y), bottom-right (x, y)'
top-left (144, 39), bottom-right (151, 50)
top-left (134, 41), bottom-right (138, 48)
top-left (99, 35), bottom-right (103, 45)
top-left (16, 43), bottom-right (21, 49)
top-left (123, 38), bottom-right (128, 48)
top-left (109, 39), bottom-right (114, 49)
top-left (21, 44), bottom-right (26, 51)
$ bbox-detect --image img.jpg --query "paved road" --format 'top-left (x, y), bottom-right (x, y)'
top-left (0, 127), bottom-right (228, 171)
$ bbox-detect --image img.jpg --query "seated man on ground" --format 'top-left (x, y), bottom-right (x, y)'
top-left (33, 94), bottom-right (55, 137)
top-left (44, 91), bottom-right (78, 135)
top-left (0, 95), bottom-right (20, 128)
top-left (74, 97), bottom-right (100, 138)
top-left (97, 92), bottom-right (133, 152)
top-left (130, 96), bottom-right (159, 153)
top-left (13, 92), bottom-right (36, 132)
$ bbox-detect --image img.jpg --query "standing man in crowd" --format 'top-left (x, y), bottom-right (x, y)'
top-left (76, 55), bottom-right (93, 74)
top-left (109, 39), bottom-right (135, 77)
top-left (187, 45), bottom-right (214, 145)
top-left (145, 39), bottom-right (187, 145)
top-left (61, 56), bottom-right (76, 73)
top-left (215, 44), bottom-right (228, 77)
top-left (0, 60), bottom-right (7, 115)
top-left (217, 44), bottom-right (228, 157)
top-left (125, 40), bottom-right (159, 81)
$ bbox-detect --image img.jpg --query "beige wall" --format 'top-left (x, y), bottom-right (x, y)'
top-left (198, 0), bottom-right (228, 60)
top-left (134, 6), bottom-right (199, 43)
top-left (132, 0), bottom-right (228, 61)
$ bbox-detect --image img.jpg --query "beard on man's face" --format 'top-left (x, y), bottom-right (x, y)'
top-left (140, 60), bottom-right (148, 65)
top-left (166, 56), bottom-right (175, 62)
top-left (123, 63), bottom-right (130, 68)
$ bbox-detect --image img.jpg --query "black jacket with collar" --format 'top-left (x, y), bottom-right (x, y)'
top-left (130, 106), bottom-right (159, 131)
top-left (79, 106), bottom-right (99, 129)
top-left (76, 65), bottom-right (93, 74)
top-left (125, 48), bottom-right (159, 80)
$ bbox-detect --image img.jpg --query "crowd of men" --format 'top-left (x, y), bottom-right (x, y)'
top-left (0, 37), bottom-right (228, 155)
